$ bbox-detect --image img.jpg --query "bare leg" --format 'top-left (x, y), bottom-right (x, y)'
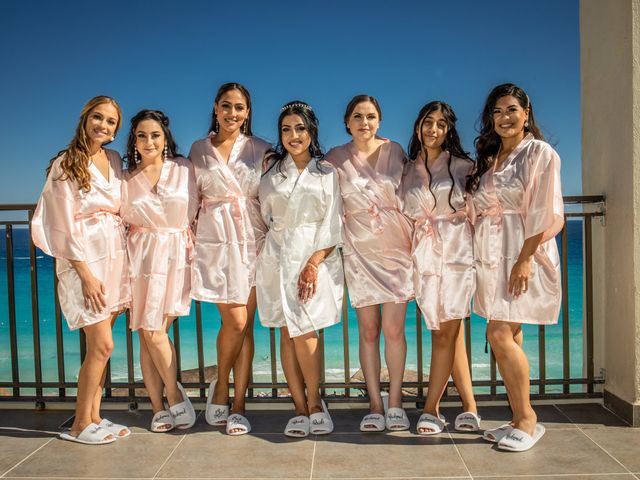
top-left (420, 320), bottom-right (460, 432)
top-left (487, 320), bottom-right (536, 435)
top-left (381, 302), bottom-right (408, 409)
top-left (90, 314), bottom-right (118, 425)
top-left (213, 303), bottom-right (248, 406)
top-left (69, 318), bottom-right (115, 439)
top-left (140, 316), bottom-right (181, 407)
top-left (356, 305), bottom-right (384, 414)
top-left (292, 331), bottom-right (322, 414)
top-left (231, 288), bottom-right (257, 415)
top-left (138, 332), bottom-right (167, 414)
top-left (450, 321), bottom-right (477, 413)
top-left (280, 327), bottom-right (308, 417)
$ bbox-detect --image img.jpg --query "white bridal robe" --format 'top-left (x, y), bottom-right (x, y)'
top-left (120, 156), bottom-right (199, 331)
top-left (189, 133), bottom-right (271, 305)
top-left (472, 134), bottom-right (564, 324)
top-left (325, 140), bottom-right (413, 308)
top-left (256, 156), bottom-right (344, 337)
top-left (31, 149), bottom-right (130, 330)
top-left (401, 153), bottom-right (475, 329)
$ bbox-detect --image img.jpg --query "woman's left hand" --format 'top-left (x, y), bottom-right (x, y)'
top-left (297, 262), bottom-right (318, 302)
top-left (508, 257), bottom-right (532, 297)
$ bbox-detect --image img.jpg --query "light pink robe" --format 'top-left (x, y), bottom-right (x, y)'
top-left (189, 133), bottom-right (271, 305)
top-left (401, 153), bottom-right (475, 329)
top-left (472, 134), bottom-right (564, 324)
top-left (31, 150), bottom-right (130, 330)
top-left (121, 156), bottom-right (198, 331)
top-left (326, 140), bottom-right (414, 308)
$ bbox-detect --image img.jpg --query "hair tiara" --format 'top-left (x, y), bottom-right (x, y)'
top-left (281, 102), bottom-right (312, 112)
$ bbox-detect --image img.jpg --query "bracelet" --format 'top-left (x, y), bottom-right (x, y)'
top-left (306, 262), bottom-right (318, 272)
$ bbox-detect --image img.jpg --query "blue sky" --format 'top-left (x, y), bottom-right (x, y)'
top-left (0, 0), bottom-right (581, 203)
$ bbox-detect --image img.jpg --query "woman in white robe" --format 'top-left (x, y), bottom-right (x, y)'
top-left (189, 83), bottom-right (270, 435)
top-left (467, 84), bottom-right (564, 452)
top-left (257, 101), bottom-right (343, 437)
top-left (32, 96), bottom-right (131, 444)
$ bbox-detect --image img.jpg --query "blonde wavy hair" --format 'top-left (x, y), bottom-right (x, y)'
top-left (46, 96), bottom-right (122, 192)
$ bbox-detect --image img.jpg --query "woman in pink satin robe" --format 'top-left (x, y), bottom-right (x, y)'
top-left (401, 101), bottom-right (479, 435)
top-left (32, 96), bottom-right (131, 445)
top-left (325, 95), bottom-right (413, 432)
top-left (189, 83), bottom-right (270, 435)
top-left (467, 84), bottom-right (564, 452)
top-left (121, 110), bottom-right (198, 433)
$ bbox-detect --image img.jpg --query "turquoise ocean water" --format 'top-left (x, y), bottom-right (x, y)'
top-left (0, 221), bottom-right (585, 396)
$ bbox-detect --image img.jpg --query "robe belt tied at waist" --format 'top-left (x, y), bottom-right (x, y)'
top-left (345, 204), bottom-right (398, 234)
top-left (202, 195), bottom-right (249, 264)
top-left (414, 210), bottom-right (468, 238)
top-left (74, 210), bottom-right (122, 259)
top-left (478, 205), bottom-right (522, 228)
top-left (128, 225), bottom-right (195, 260)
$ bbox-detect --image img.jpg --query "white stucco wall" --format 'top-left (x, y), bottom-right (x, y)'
top-left (581, 0), bottom-right (640, 410)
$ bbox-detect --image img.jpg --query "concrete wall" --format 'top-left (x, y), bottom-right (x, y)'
top-left (580, 0), bottom-right (640, 424)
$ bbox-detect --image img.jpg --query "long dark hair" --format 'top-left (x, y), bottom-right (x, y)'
top-left (264, 101), bottom-right (323, 178)
top-left (207, 82), bottom-right (253, 136)
top-left (125, 110), bottom-right (179, 172)
top-left (466, 83), bottom-right (543, 193)
top-left (407, 101), bottom-right (471, 212)
top-left (343, 94), bottom-right (382, 135)
top-left (47, 96), bottom-right (122, 192)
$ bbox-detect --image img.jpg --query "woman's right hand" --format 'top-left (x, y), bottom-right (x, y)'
top-left (71, 260), bottom-right (107, 313)
top-left (80, 273), bottom-right (107, 313)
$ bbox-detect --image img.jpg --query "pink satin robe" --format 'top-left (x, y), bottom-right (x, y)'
top-left (472, 134), bottom-right (564, 324)
top-left (31, 150), bottom-right (130, 330)
top-left (325, 140), bottom-right (414, 308)
top-left (256, 157), bottom-right (344, 337)
top-left (189, 133), bottom-right (271, 305)
top-left (401, 153), bottom-right (475, 329)
top-left (121, 156), bottom-right (198, 331)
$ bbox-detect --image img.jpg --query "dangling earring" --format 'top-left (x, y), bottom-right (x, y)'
top-left (215, 119), bottom-right (219, 132)
top-left (242, 121), bottom-right (248, 134)
top-left (524, 120), bottom-right (529, 129)
top-left (134, 149), bottom-right (140, 164)
top-left (163, 144), bottom-right (168, 161)
top-left (111, 135), bottom-right (115, 142)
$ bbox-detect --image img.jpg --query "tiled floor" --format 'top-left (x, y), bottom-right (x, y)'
top-left (0, 403), bottom-right (638, 479)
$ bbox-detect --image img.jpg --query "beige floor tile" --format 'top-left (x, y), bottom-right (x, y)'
top-left (155, 431), bottom-right (314, 478)
top-left (311, 432), bottom-right (467, 478)
top-left (6, 432), bottom-right (182, 478)
top-left (0, 435), bottom-right (53, 476)
top-left (556, 403), bottom-right (630, 428)
top-left (456, 428), bottom-right (628, 477)
top-left (583, 426), bottom-right (640, 472)
top-left (473, 475), bottom-right (636, 479)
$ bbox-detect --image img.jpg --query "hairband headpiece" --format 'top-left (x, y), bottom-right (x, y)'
top-left (281, 102), bottom-right (312, 112)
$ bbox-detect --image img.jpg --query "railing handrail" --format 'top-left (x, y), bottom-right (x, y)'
top-left (0, 196), bottom-right (606, 408)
